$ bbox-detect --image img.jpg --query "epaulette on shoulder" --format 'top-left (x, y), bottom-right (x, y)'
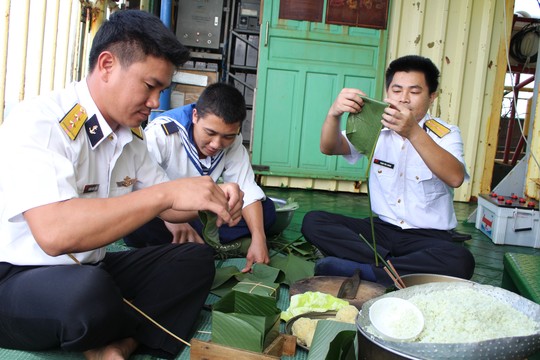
top-left (59, 104), bottom-right (87, 140)
top-left (161, 121), bottom-right (180, 136)
top-left (424, 119), bottom-right (451, 138)
top-left (131, 126), bottom-right (144, 140)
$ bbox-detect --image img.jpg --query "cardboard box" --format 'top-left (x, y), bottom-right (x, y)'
top-left (171, 69), bottom-right (218, 107)
top-left (172, 69), bottom-right (218, 86)
top-left (475, 194), bottom-right (540, 248)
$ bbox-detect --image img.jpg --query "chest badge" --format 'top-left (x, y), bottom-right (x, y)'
top-left (116, 176), bottom-right (138, 187)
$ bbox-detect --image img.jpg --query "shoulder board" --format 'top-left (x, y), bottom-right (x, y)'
top-left (424, 119), bottom-right (450, 138)
top-left (59, 104), bottom-right (87, 140)
top-left (131, 127), bottom-right (144, 140)
top-left (161, 121), bottom-right (180, 136)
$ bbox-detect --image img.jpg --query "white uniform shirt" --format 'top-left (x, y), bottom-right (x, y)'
top-left (144, 112), bottom-right (265, 207)
top-left (344, 114), bottom-right (467, 230)
top-left (0, 81), bottom-right (168, 265)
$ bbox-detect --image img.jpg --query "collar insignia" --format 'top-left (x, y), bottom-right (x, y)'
top-left (85, 115), bottom-right (104, 147)
top-left (131, 127), bottom-right (144, 140)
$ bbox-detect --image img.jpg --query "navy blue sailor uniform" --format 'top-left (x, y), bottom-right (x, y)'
top-left (0, 81), bottom-right (213, 359)
top-left (124, 103), bottom-right (276, 248)
top-left (301, 114), bottom-right (475, 285)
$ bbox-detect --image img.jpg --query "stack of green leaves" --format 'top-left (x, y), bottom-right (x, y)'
top-left (211, 257), bottom-right (314, 297)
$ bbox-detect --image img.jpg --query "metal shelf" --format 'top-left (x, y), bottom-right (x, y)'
top-left (224, 0), bottom-right (261, 146)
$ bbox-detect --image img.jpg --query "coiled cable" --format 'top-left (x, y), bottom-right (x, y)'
top-left (509, 22), bottom-right (540, 64)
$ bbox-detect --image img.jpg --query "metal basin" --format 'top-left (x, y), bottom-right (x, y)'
top-left (358, 274), bottom-right (467, 360)
top-left (400, 273), bottom-right (471, 287)
top-left (357, 281), bottom-right (540, 360)
top-left (267, 197), bottom-right (298, 236)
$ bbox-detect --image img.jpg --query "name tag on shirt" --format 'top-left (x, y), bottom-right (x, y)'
top-left (83, 184), bottom-right (99, 193)
top-left (373, 158), bottom-right (394, 169)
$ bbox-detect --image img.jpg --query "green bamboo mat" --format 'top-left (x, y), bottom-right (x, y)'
top-left (0, 256), bottom-right (308, 360)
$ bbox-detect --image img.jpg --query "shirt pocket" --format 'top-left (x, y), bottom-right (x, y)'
top-left (373, 164), bottom-right (396, 186)
top-left (406, 167), bottom-right (446, 202)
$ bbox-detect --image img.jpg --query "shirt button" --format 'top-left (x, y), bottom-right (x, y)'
top-left (400, 220), bottom-right (404, 224)
top-left (400, 173), bottom-right (403, 177)
top-left (378, 170), bottom-right (382, 174)
top-left (397, 199), bottom-right (401, 203)
top-left (415, 175), bottom-right (419, 180)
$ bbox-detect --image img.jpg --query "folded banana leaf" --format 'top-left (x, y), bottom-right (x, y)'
top-left (345, 96), bottom-right (386, 263)
top-left (198, 210), bottom-right (221, 249)
top-left (269, 252), bottom-right (315, 286)
top-left (345, 96), bottom-right (386, 177)
top-left (212, 290), bottom-right (281, 352)
top-left (232, 280), bottom-right (280, 298)
top-left (211, 263), bottom-right (285, 297)
top-left (307, 320), bottom-right (357, 360)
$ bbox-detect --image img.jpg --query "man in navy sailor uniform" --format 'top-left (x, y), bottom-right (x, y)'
top-left (125, 83), bottom-right (276, 273)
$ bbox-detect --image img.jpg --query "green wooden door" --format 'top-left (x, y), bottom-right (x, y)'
top-left (251, 0), bottom-right (388, 181)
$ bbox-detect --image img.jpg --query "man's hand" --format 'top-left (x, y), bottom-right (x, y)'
top-left (242, 234), bottom-right (270, 273)
top-left (321, 88), bottom-right (367, 156)
top-left (380, 98), bottom-right (421, 139)
top-left (164, 222), bottom-right (204, 244)
top-left (328, 88), bottom-right (366, 118)
top-left (168, 176), bottom-right (242, 226)
top-left (218, 183), bottom-right (244, 227)
top-left (382, 98), bottom-right (465, 188)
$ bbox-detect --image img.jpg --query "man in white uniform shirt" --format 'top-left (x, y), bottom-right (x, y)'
top-left (125, 83), bottom-right (276, 273)
top-left (302, 55), bottom-right (475, 285)
top-left (0, 10), bottom-right (243, 360)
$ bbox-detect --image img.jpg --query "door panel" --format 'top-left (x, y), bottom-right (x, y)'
top-left (258, 69), bottom-right (297, 166)
top-left (252, 0), bottom-right (388, 181)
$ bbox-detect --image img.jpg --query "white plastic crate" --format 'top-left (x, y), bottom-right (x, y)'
top-left (475, 194), bottom-right (540, 248)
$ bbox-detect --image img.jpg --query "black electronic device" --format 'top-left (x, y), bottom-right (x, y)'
top-left (237, 0), bottom-right (260, 31)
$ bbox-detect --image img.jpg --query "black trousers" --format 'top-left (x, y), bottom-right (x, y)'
top-left (0, 243), bottom-right (214, 359)
top-left (124, 198), bottom-right (277, 247)
top-left (301, 211), bottom-right (475, 285)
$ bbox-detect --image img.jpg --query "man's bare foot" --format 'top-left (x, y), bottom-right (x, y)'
top-left (84, 338), bottom-right (138, 360)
